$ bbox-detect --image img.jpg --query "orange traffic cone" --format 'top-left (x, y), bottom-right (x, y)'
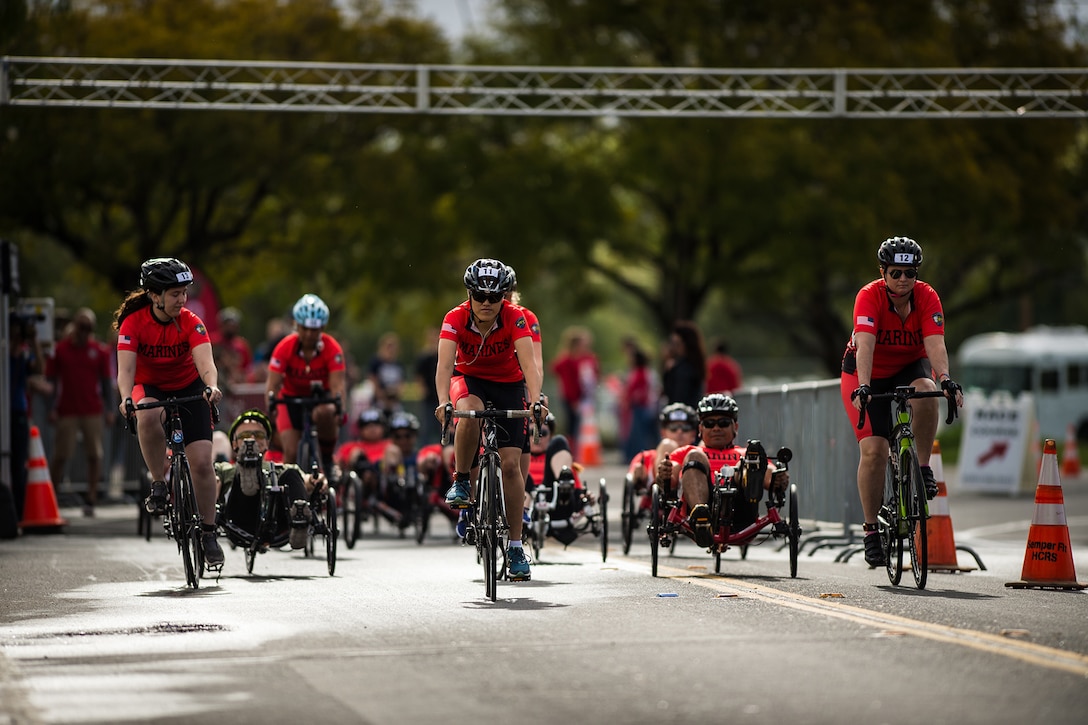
top-left (19, 426), bottom-right (68, 534)
top-left (1061, 424), bottom-right (1081, 478)
top-left (577, 399), bottom-right (602, 466)
top-left (920, 440), bottom-right (976, 573)
top-left (1006, 439), bottom-right (1085, 590)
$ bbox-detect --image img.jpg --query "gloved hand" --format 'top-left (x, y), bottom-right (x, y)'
top-left (941, 378), bottom-right (962, 397)
top-left (851, 384), bottom-right (872, 405)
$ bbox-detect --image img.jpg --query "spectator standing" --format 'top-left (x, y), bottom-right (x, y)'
top-left (619, 338), bottom-right (658, 462)
top-left (211, 306), bottom-right (253, 386)
top-left (369, 331), bottom-right (406, 414)
top-left (8, 313), bottom-right (49, 522)
top-left (706, 338), bottom-right (743, 394)
top-left (551, 326), bottom-right (598, 453)
top-left (45, 308), bottom-right (115, 517)
top-left (413, 327), bottom-right (442, 445)
top-left (661, 320), bottom-right (707, 408)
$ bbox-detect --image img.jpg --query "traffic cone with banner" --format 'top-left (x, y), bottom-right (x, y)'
top-left (1006, 439), bottom-right (1086, 590)
top-left (19, 426), bottom-right (68, 533)
top-left (1061, 424), bottom-right (1081, 478)
top-left (577, 399), bottom-right (602, 466)
top-left (920, 440), bottom-right (976, 573)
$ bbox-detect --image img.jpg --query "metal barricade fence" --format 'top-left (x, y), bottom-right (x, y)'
top-left (732, 379), bottom-right (862, 540)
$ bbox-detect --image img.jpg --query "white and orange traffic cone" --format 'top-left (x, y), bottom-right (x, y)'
top-left (1061, 424), bottom-right (1081, 479)
top-left (920, 440), bottom-right (978, 573)
top-left (1006, 439), bottom-right (1085, 590)
top-left (577, 399), bottom-right (602, 466)
top-left (19, 426), bottom-right (68, 534)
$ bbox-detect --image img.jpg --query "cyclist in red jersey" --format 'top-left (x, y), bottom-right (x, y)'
top-left (265, 294), bottom-right (347, 474)
top-left (114, 257), bottom-right (225, 568)
top-left (840, 237), bottom-right (964, 567)
top-left (435, 258), bottom-right (547, 581)
top-left (627, 402), bottom-right (700, 496)
top-left (660, 394), bottom-right (788, 548)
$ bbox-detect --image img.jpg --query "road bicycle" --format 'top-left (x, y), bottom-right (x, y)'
top-left (442, 402), bottom-right (542, 602)
top-left (126, 390), bottom-right (219, 589)
top-left (647, 440), bottom-right (799, 578)
top-left (858, 386), bottom-right (957, 589)
top-left (269, 388), bottom-right (340, 575)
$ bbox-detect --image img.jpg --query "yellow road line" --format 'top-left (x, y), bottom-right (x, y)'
top-left (613, 557), bottom-right (1088, 677)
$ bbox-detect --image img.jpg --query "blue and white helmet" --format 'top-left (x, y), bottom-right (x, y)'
top-left (292, 294), bottom-right (330, 329)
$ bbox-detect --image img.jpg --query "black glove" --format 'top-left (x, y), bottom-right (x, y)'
top-left (941, 378), bottom-right (962, 397)
top-left (851, 384), bottom-right (872, 404)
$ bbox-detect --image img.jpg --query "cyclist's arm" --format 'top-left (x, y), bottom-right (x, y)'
top-left (116, 349), bottom-right (137, 414)
top-left (434, 338), bottom-right (457, 409)
top-left (851, 331), bottom-right (876, 409)
top-left (328, 367), bottom-right (347, 411)
top-left (515, 336), bottom-right (542, 404)
top-left (265, 369), bottom-right (284, 410)
top-left (923, 334), bottom-right (952, 384)
top-left (191, 342), bottom-right (222, 401)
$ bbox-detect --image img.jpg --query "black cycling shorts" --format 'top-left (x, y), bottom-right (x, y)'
top-left (457, 375), bottom-right (530, 451)
top-left (138, 378), bottom-right (214, 445)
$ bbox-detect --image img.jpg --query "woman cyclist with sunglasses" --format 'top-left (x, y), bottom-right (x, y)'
top-left (840, 237), bottom-right (964, 568)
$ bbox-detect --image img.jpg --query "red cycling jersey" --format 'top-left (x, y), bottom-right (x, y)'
top-left (841, 279), bottom-right (945, 379)
top-left (439, 301), bottom-right (532, 383)
top-left (268, 332), bottom-right (346, 396)
top-left (669, 443), bottom-right (747, 479)
top-left (117, 307), bottom-right (209, 390)
top-left (335, 438), bottom-right (391, 469)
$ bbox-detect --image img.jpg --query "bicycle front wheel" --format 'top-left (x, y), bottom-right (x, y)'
top-left (479, 460), bottom-right (499, 601)
top-left (904, 447), bottom-right (928, 589)
top-left (879, 462), bottom-right (903, 586)
top-left (175, 463), bottom-right (201, 589)
top-left (342, 471), bottom-right (362, 549)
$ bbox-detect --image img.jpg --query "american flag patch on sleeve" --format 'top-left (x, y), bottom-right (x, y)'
top-left (442, 322), bottom-right (458, 335)
top-left (856, 316), bottom-right (874, 328)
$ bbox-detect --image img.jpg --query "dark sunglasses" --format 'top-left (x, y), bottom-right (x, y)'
top-left (887, 268), bottom-right (918, 280)
top-left (234, 430), bottom-right (268, 442)
top-left (392, 430), bottom-right (416, 439)
top-left (471, 291), bottom-right (504, 304)
top-left (667, 424), bottom-right (694, 433)
top-left (700, 417), bottom-right (735, 429)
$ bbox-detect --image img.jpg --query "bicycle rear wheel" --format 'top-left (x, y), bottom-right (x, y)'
top-left (904, 447), bottom-right (928, 589)
top-left (620, 478), bottom-right (636, 555)
top-left (322, 490), bottom-right (338, 576)
top-left (598, 480), bottom-right (608, 563)
top-left (879, 462), bottom-right (903, 585)
top-left (788, 484), bottom-right (801, 578)
top-left (649, 484), bottom-right (662, 578)
top-left (342, 471), bottom-right (362, 550)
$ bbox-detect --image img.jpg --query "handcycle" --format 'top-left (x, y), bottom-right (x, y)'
top-left (219, 437), bottom-right (293, 574)
top-left (441, 402), bottom-right (543, 602)
top-left (857, 385), bottom-right (958, 589)
top-left (268, 387), bottom-right (339, 575)
top-left (126, 390), bottom-right (219, 589)
top-left (647, 440), bottom-right (801, 578)
top-left (527, 469), bottom-right (608, 563)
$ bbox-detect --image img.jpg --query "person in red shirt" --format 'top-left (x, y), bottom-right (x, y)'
top-left (434, 258), bottom-right (546, 581)
top-left (840, 237), bottom-right (964, 567)
top-left (550, 326), bottom-right (598, 452)
top-left (660, 394), bottom-right (787, 548)
top-left (706, 338), bottom-right (743, 394)
top-left (265, 293), bottom-right (347, 476)
top-left (46, 308), bottom-right (116, 517)
top-left (626, 402), bottom-right (700, 499)
top-left (114, 257), bottom-right (225, 568)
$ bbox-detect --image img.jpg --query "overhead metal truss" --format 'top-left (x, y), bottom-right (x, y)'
top-left (3, 56), bottom-right (1088, 118)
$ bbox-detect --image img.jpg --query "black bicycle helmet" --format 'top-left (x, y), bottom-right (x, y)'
top-left (228, 409), bottom-right (273, 442)
top-left (463, 258), bottom-right (514, 294)
top-left (140, 257), bottom-right (194, 293)
top-left (659, 402), bottom-right (698, 427)
top-left (358, 408), bottom-right (388, 430)
top-left (697, 393), bottom-right (740, 418)
top-left (389, 411), bottom-right (421, 432)
top-left (877, 237), bottom-right (923, 267)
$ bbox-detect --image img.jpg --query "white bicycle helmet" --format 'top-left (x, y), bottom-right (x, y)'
top-left (292, 294), bottom-right (330, 329)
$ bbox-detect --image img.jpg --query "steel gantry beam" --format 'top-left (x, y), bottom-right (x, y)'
top-left (3, 56), bottom-right (1088, 118)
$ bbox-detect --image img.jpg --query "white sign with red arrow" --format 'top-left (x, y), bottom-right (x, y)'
top-left (958, 390), bottom-right (1036, 495)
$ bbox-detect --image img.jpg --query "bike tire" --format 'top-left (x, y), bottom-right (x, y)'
top-left (649, 484), bottom-right (662, 578)
top-left (621, 479), bottom-right (635, 555)
top-left (880, 462), bottom-right (904, 585)
top-left (175, 464), bottom-right (200, 589)
top-left (788, 484), bottom-right (801, 578)
top-left (480, 460), bottom-right (498, 601)
top-left (531, 490), bottom-right (547, 561)
top-left (341, 472), bottom-right (360, 550)
top-left (905, 447), bottom-right (928, 589)
top-left (598, 480), bottom-right (608, 563)
top-left (323, 490), bottom-right (338, 576)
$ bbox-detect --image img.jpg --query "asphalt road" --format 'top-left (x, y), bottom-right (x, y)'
top-left (2, 462), bottom-right (1087, 725)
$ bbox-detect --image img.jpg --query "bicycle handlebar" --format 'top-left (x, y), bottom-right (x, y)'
top-left (268, 392), bottom-right (342, 414)
top-left (124, 388), bottom-right (221, 433)
top-left (440, 402), bottom-right (544, 446)
top-left (856, 386), bottom-right (957, 431)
